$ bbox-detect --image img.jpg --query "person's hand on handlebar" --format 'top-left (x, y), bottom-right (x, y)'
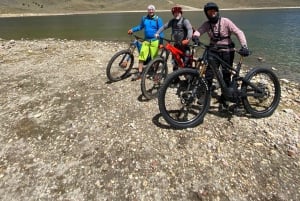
top-left (127, 29), bottom-right (133, 35)
top-left (192, 36), bottom-right (200, 45)
top-left (182, 39), bottom-right (190, 46)
top-left (154, 33), bottom-right (160, 39)
top-left (239, 45), bottom-right (250, 57)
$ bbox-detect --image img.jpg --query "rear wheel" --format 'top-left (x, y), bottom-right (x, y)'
top-left (141, 57), bottom-right (168, 100)
top-left (158, 68), bottom-right (210, 128)
top-left (242, 67), bottom-right (281, 117)
top-left (106, 50), bottom-right (134, 82)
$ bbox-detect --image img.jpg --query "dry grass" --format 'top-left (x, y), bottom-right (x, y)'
top-left (0, 0), bottom-right (299, 14)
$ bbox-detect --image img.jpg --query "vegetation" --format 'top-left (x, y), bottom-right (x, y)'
top-left (0, 0), bottom-right (299, 14)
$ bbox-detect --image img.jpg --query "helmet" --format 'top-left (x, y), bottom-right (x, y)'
top-left (204, 2), bottom-right (219, 23)
top-left (147, 4), bottom-right (155, 11)
top-left (171, 6), bottom-right (182, 15)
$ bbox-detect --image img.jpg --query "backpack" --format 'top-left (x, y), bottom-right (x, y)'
top-left (171, 17), bottom-right (188, 42)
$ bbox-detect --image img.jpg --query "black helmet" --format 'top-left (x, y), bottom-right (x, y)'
top-left (204, 2), bottom-right (219, 24)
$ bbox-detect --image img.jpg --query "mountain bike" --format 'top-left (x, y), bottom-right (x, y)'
top-left (106, 34), bottom-right (149, 82)
top-left (140, 38), bottom-right (199, 100)
top-left (158, 41), bottom-right (281, 128)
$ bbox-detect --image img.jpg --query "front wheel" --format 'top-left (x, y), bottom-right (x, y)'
top-left (141, 57), bottom-right (168, 100)
top-left (158, 68), bottom-right (211, 129)
top-left (242, 67), bottom-right (281, 118)
top-left (106, 49), bottom-right (134, 82)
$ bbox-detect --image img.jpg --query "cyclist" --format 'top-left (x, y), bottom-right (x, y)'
top-left (155, 5), bottom-right (193, 71)
top-left (128, 5), bottom-right (164, 81)
top-left (193, 2), bottom-right (250, 110)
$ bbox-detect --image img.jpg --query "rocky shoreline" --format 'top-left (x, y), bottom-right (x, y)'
top-left (0, 38), bottom-right (299, 200)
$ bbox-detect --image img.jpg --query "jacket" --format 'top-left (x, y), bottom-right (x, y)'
top-left (195, 17), bottom-right (247, 47)
top-left (131, 15), bottom-right (164, 41)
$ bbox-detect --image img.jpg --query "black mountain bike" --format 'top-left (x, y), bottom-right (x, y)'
top-left (158, 41), bottom-right (281, 129)
top-left (106, 34), bottom-right (145, 82)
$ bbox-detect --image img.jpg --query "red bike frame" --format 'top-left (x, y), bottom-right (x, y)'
top-left (162, 38), bottom-right (195, 68)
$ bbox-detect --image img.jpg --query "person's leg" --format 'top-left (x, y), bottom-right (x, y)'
top-left (132, 41), bottom-right (150, 80)
top-left (220, 51), bottom-right (235, 87)
top-left (149, 40), bottom-right (159, 59)
top-left (173, 43), bottom-right (183, 71)
top-left (206, 54), bottom-right (220, 89)
top-left (138, 41), bottom-right (150, 72)
top-left (218, 51), bottom-right (235, 110)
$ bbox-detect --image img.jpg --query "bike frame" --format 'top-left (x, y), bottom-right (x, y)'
top-left (127, 34), bottom-right (154, 65)
top-left (127, 34), bottom-right (143, 54)
top-left (199, 44), bottom-right (264, 102)
top-left (159, 38), bottom-right (197, 68)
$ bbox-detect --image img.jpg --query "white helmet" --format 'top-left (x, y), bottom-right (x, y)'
top-left (147, 5), bottom-right (155, 11)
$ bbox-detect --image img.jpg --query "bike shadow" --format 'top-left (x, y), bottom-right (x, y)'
top-left (152, 105), bottom-right (252, 129)
top-left (105, 68), bottom-right (140, 84)
top-left (137, 94), bottom-right (152, 102)
top-left (208, 105), bottom-right (252, 120)
top-left (105, 73), bottom-right (133, 84)
top-left (152, 112), bottom-right (187, 130)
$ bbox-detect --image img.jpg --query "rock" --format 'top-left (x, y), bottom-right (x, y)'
top-left (280, 78), bottom-right (290, 84)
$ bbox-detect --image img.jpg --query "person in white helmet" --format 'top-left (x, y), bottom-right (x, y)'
top-left (128, 5), bottom-right (164, 81)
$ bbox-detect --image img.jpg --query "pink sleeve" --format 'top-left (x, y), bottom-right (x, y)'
top-left (196, 22), bottom-right (210, 36)
top-left (223, 18), bottom-right (247, 46)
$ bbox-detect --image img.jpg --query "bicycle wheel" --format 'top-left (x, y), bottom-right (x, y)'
top-left (141, 57), bottom-right (168, 100)
top-left (242, 67), bottom-right (281, 118)
top-left (106, 49), bottom-right (134, 82)
top-left (158, 68), bottom-right (211, 128)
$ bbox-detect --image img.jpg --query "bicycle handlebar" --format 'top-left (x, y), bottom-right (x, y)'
top-left (129, 34), bottom-right (144, 42)
top-left (194, 40), bottom-right (251, 57)
top-left (159, 37), bottom-right (200, 48)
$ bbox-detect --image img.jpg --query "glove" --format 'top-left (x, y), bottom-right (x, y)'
top-left (192, 37), bottom-right (200, 45)
top-left (154, 33), bottom-right (159, 39)
top-left (239, 45), bottom-right (250, 57)
top-left (127, 29), bottom-right (133, 35)
top-left (182, 39), bottom-right (190, 46)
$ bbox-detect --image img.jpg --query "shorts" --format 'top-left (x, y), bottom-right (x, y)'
top-left (138, 40), bottom-right (159, 61)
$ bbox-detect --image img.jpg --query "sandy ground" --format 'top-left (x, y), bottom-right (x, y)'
top-left (0, 38), bottom-right (299, 200)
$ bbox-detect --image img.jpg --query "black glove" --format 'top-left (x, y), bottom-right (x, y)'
top-left (192, 37), bottom-right (200, 45)
top-left (238, 46), bottom-right (250, 57)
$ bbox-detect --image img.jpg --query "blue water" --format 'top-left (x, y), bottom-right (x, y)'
top-left (0, 8), bottom-right (299, 83)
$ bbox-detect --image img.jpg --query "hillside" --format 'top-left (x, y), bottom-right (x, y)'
top-left (0, 0), bottom-right (299, 15)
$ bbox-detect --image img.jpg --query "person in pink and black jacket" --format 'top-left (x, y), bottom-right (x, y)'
top-left (193, 2), bottom-right (250, 110)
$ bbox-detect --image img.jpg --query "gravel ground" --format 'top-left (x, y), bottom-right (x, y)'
top-left (0, 38), bottom-right (299, 201)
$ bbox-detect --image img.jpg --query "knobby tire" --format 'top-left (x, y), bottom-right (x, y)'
top-left (158, 68), bottom-right (211, 129)
top-left (106, 50), bottom-right (134, 82)
top-left (242, 67), bottom-right (281, 118)
top-left (141, 57), bottom-right (168, 100)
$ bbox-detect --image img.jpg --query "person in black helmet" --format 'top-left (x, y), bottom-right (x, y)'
top-left (193, 2), bottom-right (250, 111)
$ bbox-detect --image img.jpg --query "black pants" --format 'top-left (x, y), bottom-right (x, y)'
top-left (206, 50), bottom-right (235, 89)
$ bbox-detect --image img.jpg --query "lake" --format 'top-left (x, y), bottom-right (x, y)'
top-left (0, 8), bottom-right (299, 83)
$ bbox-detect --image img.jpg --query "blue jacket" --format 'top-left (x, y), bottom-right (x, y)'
top-left (131, 15), bottom-right (164, 43)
